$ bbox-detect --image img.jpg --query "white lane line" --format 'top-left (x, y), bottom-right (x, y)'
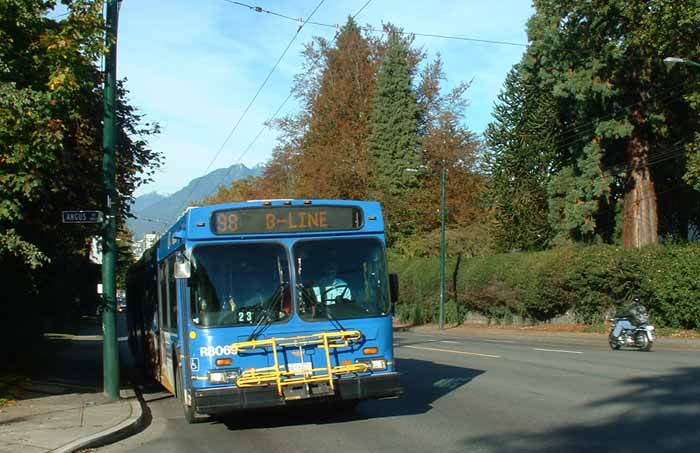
top-left (410, 334), bottom-right (437, 338)
top-left (439, 340), bottom-right (461, 344)
top-left (403, 345), bottom-right (501, 358)
top-left (533, 348), bottom-right (583, 354)
top-left (482, 339), bottom-right (516, 344)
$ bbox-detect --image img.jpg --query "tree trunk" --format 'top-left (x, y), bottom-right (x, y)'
top-left (623, 115), bottom-right (658, 248)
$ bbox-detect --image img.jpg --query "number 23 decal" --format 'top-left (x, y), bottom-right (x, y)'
top-left (238, 311), bottom-right (253, 322)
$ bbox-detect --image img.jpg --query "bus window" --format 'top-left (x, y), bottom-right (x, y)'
top-left (190, 243), bottom-right (291, 327)
top-left (168, 255), bottom-right (178, 331)
top-left (294, 238), bottom-right (390, 321)
top-left (158, 263), bottom-right (166, 331)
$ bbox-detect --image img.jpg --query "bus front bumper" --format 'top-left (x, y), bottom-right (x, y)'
top-left (193, 372), bottom-right (402, 415)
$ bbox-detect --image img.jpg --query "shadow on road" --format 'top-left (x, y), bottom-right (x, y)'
top-left (217, 357), bottom-right (484, 430)
top-left (463, 366), bottom-right (700, 453)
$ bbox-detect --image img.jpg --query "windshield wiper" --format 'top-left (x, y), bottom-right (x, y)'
top-left (325, 303), bottom-right (346, 331)
top-left (247, 285), bottom-right (284, 342)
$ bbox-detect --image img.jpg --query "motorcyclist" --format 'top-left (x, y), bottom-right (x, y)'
top-left (611, 296), bottom-right (648, 341)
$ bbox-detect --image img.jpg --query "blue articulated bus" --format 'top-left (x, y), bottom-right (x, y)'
top-left (127, 199), bottom-right (402, 423)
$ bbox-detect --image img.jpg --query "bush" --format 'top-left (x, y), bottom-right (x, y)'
top-left (389, 244), bottom-right (700, 329)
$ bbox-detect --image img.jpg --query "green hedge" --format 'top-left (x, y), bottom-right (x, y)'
top-left (389, 244), bottom-right (700, 329)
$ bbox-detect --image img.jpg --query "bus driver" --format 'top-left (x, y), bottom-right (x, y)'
top-left (314, 263), bottom-right (351, 306)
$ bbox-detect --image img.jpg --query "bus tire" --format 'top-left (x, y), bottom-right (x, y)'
top-left (175, 366), bottom-right (206, 424)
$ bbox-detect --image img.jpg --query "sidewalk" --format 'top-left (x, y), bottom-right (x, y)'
top-left (0, 316), bottom-right (145, 452)
top-left (0, 384), bottom-right (142, 453)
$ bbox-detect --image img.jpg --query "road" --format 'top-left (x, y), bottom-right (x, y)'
top-left (99, 330), bottom-right (700, 453)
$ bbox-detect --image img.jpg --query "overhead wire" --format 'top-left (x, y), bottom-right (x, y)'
top-left (186, 0), bottom-right (693, 219)
top-left (207, 0), bottom-right (375, 196)
top-left (176, 0), bottom-right (327, 215)
top-left (224, 0), bottom-right (687, 177)
top-left (224, 0), bottom-right (528, 48)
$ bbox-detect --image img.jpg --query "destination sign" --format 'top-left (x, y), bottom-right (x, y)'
top-left (62, 210), bottom-right (104, 224)
top-left (211, 205), bottom-right (363, 235)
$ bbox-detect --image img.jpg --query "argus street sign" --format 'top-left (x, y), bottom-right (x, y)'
top-left (62, 210), bottom-right (104, 224)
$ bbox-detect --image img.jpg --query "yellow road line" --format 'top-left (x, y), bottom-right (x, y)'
top-left (402, 345), bottom-right (501, 358)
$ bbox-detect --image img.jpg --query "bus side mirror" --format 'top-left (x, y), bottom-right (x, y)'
top-left (389, 273), bottom-right (399, 311)
top-left (174, 253), bottom-right (191, 279)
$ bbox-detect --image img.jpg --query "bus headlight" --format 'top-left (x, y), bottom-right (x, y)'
top-left (208, 368), bottom-right (240, 384)
top-left (356, 358), bottom-right (387, 371)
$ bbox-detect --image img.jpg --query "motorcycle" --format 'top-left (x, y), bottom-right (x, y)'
top-left (608, 317), bottom-right (655, 351)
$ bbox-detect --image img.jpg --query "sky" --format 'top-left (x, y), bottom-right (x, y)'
top-left (112, 0), bottom-right (534, 196)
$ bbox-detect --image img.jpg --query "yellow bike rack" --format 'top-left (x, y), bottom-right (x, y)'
top-left (230, 330), bottom-right (369, 397)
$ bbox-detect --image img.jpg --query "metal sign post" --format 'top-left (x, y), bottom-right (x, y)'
top-left (101, 0), bottom-right (121, 401)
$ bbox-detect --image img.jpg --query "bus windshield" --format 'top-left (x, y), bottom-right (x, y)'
top-left (190, 243), bottom-right (291, 327)
top-left (294, 238), bottom-right (390, 321)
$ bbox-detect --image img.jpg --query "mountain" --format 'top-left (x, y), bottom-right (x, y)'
top-left (131, 192), bottom-right (167, 213)
top-left (128, 163), bottom-right (263, 239)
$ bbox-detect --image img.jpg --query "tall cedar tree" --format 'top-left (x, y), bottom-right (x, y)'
top-left (297, 18), bottom-right (376, 199)
top-left (205, 21), bottom-right (378, 204)
top-left (392, 55), bottom-right (486, 257)
top-left (367, 28), bottom-right (422, 237)
top-left (527, 0), bottom-right (700, 247)
top-left (417, 56), bottom-right (484, 232)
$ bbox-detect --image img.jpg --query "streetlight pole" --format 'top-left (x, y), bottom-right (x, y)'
top-left (439, 162), bottom-right (446, 330)
top-left (102, 0), bottom-right (120, 401)
top-left (664, 56), bottom-right (700, 69)
top-left (405, 163), bottom-right (447, 330)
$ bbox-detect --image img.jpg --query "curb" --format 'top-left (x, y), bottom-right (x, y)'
top-left (53, 392), bottom-right (146, 453)
top-left (393, 325), bottom-right (412, 332)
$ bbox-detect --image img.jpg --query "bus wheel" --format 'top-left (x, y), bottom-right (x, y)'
top-left (175, 369), bottom-right (206, 424)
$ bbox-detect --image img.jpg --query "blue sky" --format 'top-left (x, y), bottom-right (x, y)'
top-left (115, 0), bottom-right (533, 196)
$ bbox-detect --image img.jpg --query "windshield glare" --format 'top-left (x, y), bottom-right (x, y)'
top-left (294, 238), bottom-right (390, 321)
top-left (190, 243), bottom-right (291, 327)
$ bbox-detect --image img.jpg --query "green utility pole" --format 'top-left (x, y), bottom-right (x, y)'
top-left (439, 162), bottom-right (446, 330)
top-left (102, 0), bottom-right (120, 401)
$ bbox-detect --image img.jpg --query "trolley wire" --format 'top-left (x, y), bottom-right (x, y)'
top-left (207, 0), bottom-right (375, 198)
top-left (224, 0), bottom-right (528, 48)
top-left (176, 0), bottom-right (326, 215)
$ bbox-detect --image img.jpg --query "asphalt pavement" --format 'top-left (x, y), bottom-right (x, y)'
top-left (96, 327), bottom-right (700, 453)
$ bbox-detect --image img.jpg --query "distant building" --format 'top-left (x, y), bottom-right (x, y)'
top-left (132, 232), bottom-right (159, 259)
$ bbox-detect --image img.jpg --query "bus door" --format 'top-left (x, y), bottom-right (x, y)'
top-left (158, 256), bottom-right (178, 393)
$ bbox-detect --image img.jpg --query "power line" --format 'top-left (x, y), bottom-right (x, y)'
top-left (176, 0), bottom-right (326, 214)
top-left (353, 0), bottom-right (374, 19)
top-left (132, 214), bottom-right (171, 224)
top-left (224, 1), bottom-right (528, 48)
top-left (207, 0), bottom-right (375, 199)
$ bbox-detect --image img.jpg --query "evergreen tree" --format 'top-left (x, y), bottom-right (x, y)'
top-left (418, 56), bottom-right (483, 230)
top-left (297, 18), bottom-right (377, 199)
top-left (366, 27), bottom-right (422, 237)
top-left (485, 63), bottom-right (559, 251)
top-left (526, 0), bottom-right (700, 247)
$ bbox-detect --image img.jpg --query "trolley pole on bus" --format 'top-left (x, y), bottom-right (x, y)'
top-left (102, 0), bottom-right (120, 401)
